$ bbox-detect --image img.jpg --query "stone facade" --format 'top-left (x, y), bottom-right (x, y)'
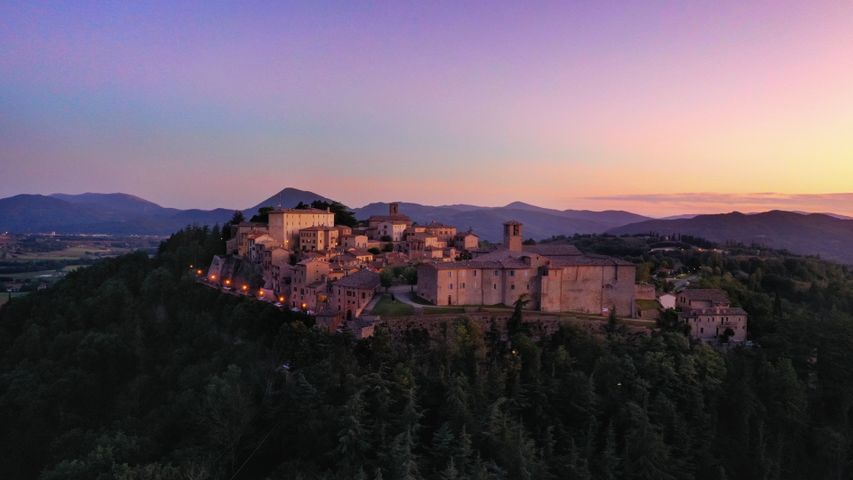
top-left (677, 289), bottom-right (748, 343)
top-left (417, 222), bottom-right (636, 317)
top-left (268, 208), bottom-right (335, 250)
top-left (299, 225), bottom-right (340, 252)
top-left (330, 269), bottom-right (381, 320)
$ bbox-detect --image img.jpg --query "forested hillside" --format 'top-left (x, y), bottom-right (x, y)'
top-left (1, 228), bottom-right (852, 479)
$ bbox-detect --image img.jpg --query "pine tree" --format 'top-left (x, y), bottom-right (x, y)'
top-left (439, 458), bottom-right (459, 480)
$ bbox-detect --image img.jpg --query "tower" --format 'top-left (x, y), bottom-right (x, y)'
top-left (503, 220), bottom-right (523, 252)
top-left (389, 202), bottom-right (400, 216)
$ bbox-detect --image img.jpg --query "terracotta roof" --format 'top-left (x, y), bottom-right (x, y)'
top-left (549, 254), bottom-right (634, 267)
top-left (425, 221), bottom-right (454, 228)
top-left (523, 244), bottom-right (581, 257)
top-left (301, 225), bottom-right (336, 231)
top-left (271, 208), bottom-right (332, 214)
top-left (369, 214), bottom-right (411, 223)
top-left (423, 247), bottom-right (633, 270)
top-left (680, 289), bottom-right (730, 304)
top-left (335, 269), bottom-right (381, 289)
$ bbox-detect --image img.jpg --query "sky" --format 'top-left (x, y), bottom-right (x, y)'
top-left (1, 0), bottom-right (852, 217)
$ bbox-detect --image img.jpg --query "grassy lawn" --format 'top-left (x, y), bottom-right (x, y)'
top-left (371, 295), bottom-right (415, 316)
top-left (636, 299), bottom-right (660, 310)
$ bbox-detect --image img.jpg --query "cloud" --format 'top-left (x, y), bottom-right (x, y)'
top-left (582, 192), bottom-right (853, 217)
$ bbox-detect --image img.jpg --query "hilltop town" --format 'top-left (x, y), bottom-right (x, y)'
top-left (204, 202), bottom-right (747, 344)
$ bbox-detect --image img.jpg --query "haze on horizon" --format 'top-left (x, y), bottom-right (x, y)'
top-left (2, 1), bottom-right (852, 217)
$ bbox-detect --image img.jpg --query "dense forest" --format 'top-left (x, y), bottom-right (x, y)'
top-left (1, 227), bottom-right (852, 479)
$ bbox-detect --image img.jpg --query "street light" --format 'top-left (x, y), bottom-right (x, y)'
top-left (224, 279), bottom-right (232, 286)
top-left (278, 296), bottom-right (285, 303)
top-left (241, 284), bottom-right (249, 292)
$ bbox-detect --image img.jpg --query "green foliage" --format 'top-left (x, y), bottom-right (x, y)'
top-left (1, 229), bottom-right (852, 479)
top-left (249, 206), bottom-right (274, 223)
top-left (296, 200), bottom-right (358, 228)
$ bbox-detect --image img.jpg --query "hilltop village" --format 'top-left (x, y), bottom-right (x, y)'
top-left (205, 203), bottom-right (746, 343)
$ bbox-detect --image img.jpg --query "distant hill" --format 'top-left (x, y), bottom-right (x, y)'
top-left (0, 188), bottom-right (335, 235)
top-left (607, 210), bottom-right (853, 264)
top-left (4, 190), bottom-right (852, 264)
top-left (0, 193), bottom-right (233, 235)
top-left (353, 201), bottom-right (650, 242)
top-left (245, 188), bottom-right (333, 214)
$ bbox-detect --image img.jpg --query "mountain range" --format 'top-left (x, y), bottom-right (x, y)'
top-left (1, 188), bottom-right (851, 263)
top-left (607, 210), bottom-right (853, 264)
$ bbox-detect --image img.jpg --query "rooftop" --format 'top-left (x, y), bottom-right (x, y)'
top-left (335, 269), bottom-right (381, 289)
top-left (271, 208), bottom-right (332, 214)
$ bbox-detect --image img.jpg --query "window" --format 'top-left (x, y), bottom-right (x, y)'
top-left (473, 271), bottom-right (477, 277)
top-left (494, 270), bottom-right (499, 276)
top-left (461, 283), bottom-right (465, 289)
top-left (449, 284), bottom-right (453, 289)
top-left (494, 284), bottom-right (497, 289)
top-left (510, 271), bottom-right (515, 277)
top-left (511, 284), bottom-right (515, 290)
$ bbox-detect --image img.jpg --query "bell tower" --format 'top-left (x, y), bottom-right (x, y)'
top-left (503, 220), bottom-right (523, 252)
top-left (389, 202), bottom-right (400, 216)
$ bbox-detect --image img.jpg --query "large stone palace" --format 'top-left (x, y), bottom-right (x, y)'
top-left (417, 221), bottom-right (637, 317)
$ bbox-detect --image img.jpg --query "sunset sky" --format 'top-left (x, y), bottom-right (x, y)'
top-left (2, 1), bottom-right (852, 216)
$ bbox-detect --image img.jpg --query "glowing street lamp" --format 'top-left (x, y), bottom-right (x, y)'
top-left (196, 269), bottom-right (203, 276)
top-left (258, 289), bottom-right (265, 297)
top-left (209, 274), bottom-right (217, 281)
top-left (301, 303), bottom-right (308, 311)
top-left (224, 279), bottom-right (232, 286)
top-left (241, 284), bottom-right (249, 292)
top-left (278, 296), bottom-right (286, 303)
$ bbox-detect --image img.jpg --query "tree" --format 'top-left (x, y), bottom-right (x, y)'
top-left (402, 267), bottom-right (418, 292)
top-left (308, 200), bottom-right (358, 227)
top-left (380, 270), bottom-right (394, 291)
top-left (230, 210), bottom-right (245, 224)
top-left (250, 206), bottom-right (274, 223)
top-left (507, 294), bottom-right (529, 337)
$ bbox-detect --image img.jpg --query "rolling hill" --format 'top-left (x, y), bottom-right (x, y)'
top-left (353, 201), bottom-right (650, 242)
top-left (3, 189), bottom-right (851, 264)
top-left (607, 211), bottom-right (853, 264)
top-left (0, 188), bottom-right (336, 235)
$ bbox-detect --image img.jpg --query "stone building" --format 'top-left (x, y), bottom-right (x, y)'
top-left (330, 269), bottom-right (381, 320)
top-left (289, 257), bottom-right (331, 311)
top-left (367, 203), bottom-right (412, 240)
top-left (340, 234), bottom-right (369, 249)
top-left (299, 225), bottom-right (340, 252)
top-left (424, 221), bottom-right (457, 241)
top-left (229, 222), bottom-right (269, 256)
top-left (417, 221), bottom-right (636, 317)
top-left (677, 289), bottom-right (748, 343)
top-left (454, 230), bottom-right (480, 251)
top-left (268, 208), bottom-right (335, 250)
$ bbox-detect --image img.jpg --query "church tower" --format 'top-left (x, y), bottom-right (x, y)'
top-left (389, 202), bottom-right (400, 216)
top-left (503, 220), bottom-right (523, 252)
